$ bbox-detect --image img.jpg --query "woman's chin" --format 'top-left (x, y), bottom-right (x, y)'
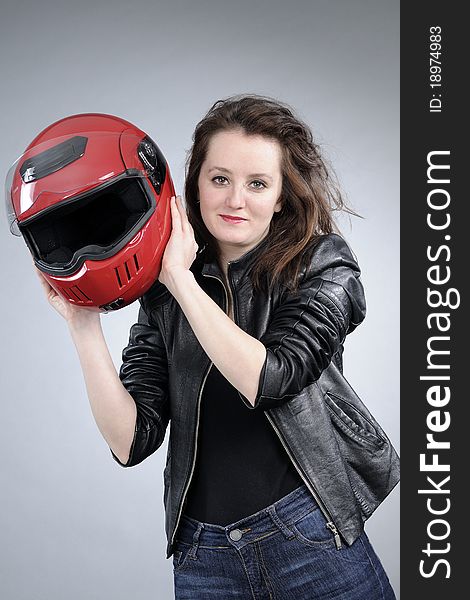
top-left (211, 226), bottom-right (270, 251)
top-left (212, 228), bottom-right (250, 246)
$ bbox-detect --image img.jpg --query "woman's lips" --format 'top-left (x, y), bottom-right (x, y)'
top-left (219, 214), bottom-right (247, 223)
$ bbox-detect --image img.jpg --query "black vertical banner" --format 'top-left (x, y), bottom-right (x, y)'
top-left (401, 3), bottom-right (464, 598)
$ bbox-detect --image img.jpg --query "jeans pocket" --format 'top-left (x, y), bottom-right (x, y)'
top-left (172, 541), bottom-right (192, 572)
top-left (291, 507), bottom-right (337, 549)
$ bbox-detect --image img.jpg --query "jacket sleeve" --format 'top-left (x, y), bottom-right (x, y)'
top-left (239, 233), bottom-right (367, 411)
top-left (110, 305), bottom-right (170, 467)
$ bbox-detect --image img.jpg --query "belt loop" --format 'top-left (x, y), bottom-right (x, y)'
top-left (188, 521), bottom-right (204, 559)
top-left (266, 506), bottom-right (296, 540)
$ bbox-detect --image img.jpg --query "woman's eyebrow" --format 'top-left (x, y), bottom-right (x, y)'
top-left (208, 166), bottom-right (273, 181)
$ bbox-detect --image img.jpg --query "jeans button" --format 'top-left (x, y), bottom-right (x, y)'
top-left (229, 528), bottom-right (243, 541)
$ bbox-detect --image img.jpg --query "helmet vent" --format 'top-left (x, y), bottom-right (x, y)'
top-left (115, 255), bottom-right (141, 289)
top-left (115, 267), bottom-right (123, 288)
top-left (20, 136), bottom-right (88, 183)
top-left (65, 285), bottom-right (92, 304)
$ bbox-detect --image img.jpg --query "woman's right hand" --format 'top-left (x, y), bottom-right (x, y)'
top-left (34, 266), bottom-right (100, 327)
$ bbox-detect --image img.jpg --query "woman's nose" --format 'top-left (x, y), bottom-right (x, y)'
top-left (225, 185), bottom-right (246, 208)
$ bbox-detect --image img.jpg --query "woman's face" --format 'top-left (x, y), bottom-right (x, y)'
top-left (197, 129), bottom-right (283, 262)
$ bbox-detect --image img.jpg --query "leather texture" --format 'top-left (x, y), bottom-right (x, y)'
top-left (110, 232), bottom-right (400, 559)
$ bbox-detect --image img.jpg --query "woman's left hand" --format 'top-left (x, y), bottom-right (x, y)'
top-left (158, 195), bottom-right (199, 291)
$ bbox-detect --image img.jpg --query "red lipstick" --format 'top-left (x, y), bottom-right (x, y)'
top-left (219, 214), bottom-right (247, 223)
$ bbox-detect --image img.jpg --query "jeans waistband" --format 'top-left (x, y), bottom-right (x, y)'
top-left (176, 483), bottom-right (318, 551)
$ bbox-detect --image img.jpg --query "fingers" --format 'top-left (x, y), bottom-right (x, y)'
top-left (32, 262), bottom-right (58, 303)
top-left (33, 264), bottom-right (50, 290)
top-left (177, 196), bottom-right (196, 239)
top-left (170, 195), bottom-right (184, 237)
top-left (172, 195), bottom-right (194, 237)
top-left (175, 195), bottom-right (186, 224)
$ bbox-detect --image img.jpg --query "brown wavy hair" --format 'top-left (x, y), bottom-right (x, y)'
top-left (184, 94), bottom-right (362, 292)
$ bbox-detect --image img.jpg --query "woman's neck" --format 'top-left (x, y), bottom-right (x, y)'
top-left (216, 231), bottom-right (269, 270)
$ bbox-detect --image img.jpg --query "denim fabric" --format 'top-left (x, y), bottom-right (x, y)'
top-left (173, 484), bottom-right (396, 599)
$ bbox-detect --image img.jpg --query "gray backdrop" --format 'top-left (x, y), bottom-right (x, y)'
top-left (0, 1), bottom-right (400, 598)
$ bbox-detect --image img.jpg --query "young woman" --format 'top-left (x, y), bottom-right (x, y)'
top-left (38, 95), bottom-right (399, 599)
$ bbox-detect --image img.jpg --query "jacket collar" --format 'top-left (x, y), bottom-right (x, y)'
top-left (199, 234), bottom-right (271, 282)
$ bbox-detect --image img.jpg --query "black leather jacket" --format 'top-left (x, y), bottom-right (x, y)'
top-left (110, 232), bottom-right (400, 559)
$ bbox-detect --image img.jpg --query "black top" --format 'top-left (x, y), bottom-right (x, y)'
top-left (183, 364), bottom-right (304, 526)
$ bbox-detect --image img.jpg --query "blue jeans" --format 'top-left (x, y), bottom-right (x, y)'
top-left (173, 483), bottom-right (396, 599)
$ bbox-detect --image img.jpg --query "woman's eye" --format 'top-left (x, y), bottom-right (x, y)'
top-left (250, 180), bottom-right (266, 189)
top-left (212, 176), bottom-right (228, 185)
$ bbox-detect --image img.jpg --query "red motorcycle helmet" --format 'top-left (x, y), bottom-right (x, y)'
top-left (5, 113), bottom-right (174, 311)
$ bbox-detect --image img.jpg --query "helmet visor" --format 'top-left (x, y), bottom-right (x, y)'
top-left (5, 131), bottom-right (165, 236)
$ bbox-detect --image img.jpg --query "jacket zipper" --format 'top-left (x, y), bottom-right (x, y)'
top-left (264, 411), bottom-right (342, 550)
top-left (169, 271), bottom-right (226, 550)
top-left (170, 360), bottom-right (213, 550)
